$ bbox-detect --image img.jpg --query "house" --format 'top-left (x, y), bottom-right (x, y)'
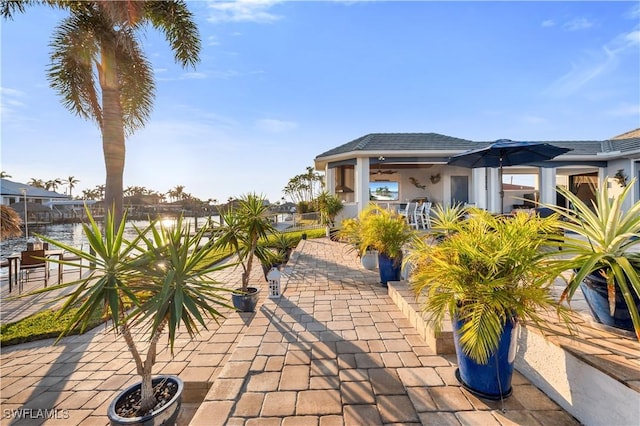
top-left (0, 179), bottom-right (89, 223)
top-left (313, 130), bottom-right (640, 220)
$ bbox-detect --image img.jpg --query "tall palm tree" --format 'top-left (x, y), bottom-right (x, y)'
top-left (27, 178), bottom-right (46, 188)
top-left (65, 175), bottom-right (79, 197)
top-left (1, 1), bottom-right (200, 224)
top-left (45, 178), bottom-right (63, 192)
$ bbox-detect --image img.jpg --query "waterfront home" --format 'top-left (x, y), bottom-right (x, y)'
top-left (314, 129), bottom-right (640, 220)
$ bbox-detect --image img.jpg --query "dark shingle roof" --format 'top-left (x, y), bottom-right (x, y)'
top-left (316, 133), bottom-right (478, 158)
top-left (316, 131), bottom-right (640, 160)
top-left (609, 137), bottom-right (640, 153)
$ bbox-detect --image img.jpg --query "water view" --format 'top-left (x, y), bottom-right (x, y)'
top-left (0, 216), bottom-right (210, 276)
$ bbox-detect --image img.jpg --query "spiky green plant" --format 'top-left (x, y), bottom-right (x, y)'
top-left (30, 210), bottom-right (233, 415)
top-left (542, 177), bottom-right (640, 340)
top-left (405, 210), bottom-right (573, 364)
top-left (212, 193), bottom-right (277, 292)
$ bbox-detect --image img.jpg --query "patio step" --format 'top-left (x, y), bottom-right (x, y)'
top-left (387, 281), bottom-right (454, 355)
top-left (388, 281), bottom-right (640, 425)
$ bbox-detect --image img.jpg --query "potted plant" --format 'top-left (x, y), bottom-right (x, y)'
top-left (316, 191), bottom-right (344, 240)
top-left (338, 212), bottom-right (377, 270)
top-left (213, 193), bottom-right (278, 312)
top-left (359, 204), bottom-right (415, 286)
top-left (32, 211), bottom-right (233, 424)
top-left (404, 210), bottom-right (573, 400)
top-left (542, 178), bottom-right (640, 338)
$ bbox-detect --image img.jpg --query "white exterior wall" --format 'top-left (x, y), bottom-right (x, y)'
top-left (516, 327), bottom-right (640, 426)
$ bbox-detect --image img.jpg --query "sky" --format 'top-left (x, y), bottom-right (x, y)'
top-left (1, 1), bottom-right (639, 203)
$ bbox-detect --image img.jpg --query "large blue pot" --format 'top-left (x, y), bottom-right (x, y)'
top-left (378, 253), bottom-right (402, 287)
top-left (580, 272), bottom-right (640, 332)
top-left (453, 316), bottom-right (517, 400)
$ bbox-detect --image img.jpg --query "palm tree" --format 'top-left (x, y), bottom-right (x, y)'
top-left (0, 205), bottom-right (22, 240)
top-left (0, 171), bottom-right (11, 178)
top-left (65, 176), bottom-right (79, 197)
top-left (1, 1), bottom-right (200, 224)
top-left (45, 178), bottom-right (63, 192)
top-left (27, 178), bottom-right (45, 188)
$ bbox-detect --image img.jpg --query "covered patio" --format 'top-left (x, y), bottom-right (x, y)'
top-left (314, 133), bottom-right (633, 221)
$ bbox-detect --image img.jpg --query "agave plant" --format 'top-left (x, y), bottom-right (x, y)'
top-left (542, 177), bottom-right (640, 339)
top-left (32, 210), bottom-right (233, 415)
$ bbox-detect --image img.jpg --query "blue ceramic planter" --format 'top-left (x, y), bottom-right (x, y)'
top-left (232, 287), bottom-right (260, 312)
top-left (377, 253), bottom-right (401, 287)
top-left (453, 316), bottom-right (517, 400)
top-left (580, 272), bottom-right (640, 332)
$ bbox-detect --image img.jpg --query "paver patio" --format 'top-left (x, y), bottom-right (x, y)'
top-left (1, 238), bottom-right (581, 425)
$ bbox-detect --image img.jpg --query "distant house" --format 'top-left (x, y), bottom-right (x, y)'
top-left (0, 179), bottom-right (97, 223)
top-left (314, 130), bottom-right (640, 220)
top-left (0, 179), bottom-right (68, 206)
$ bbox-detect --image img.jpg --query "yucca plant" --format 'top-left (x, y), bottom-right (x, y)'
top-left (405, 210), bottom-right (572, 364)
top-left (30, 210), bottom-right (233, 417)
top-left (542, 177), bottom-right (640, 339)
top-left (212, 193), bottom-right (277, 293)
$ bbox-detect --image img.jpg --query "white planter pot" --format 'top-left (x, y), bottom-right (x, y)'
top-left (361, 250), bottom-right (378, 270)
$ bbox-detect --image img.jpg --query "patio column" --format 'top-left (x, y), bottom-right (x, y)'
top-left (325, 166), bottom-right (336, 194)
top-left (539, 167), bottom-right (556, 205)
top-left (471, 168), bottom-right (488, 210)
top-left (487, 168), bottom-right (501, 213)
top-left (355, 157), bottom-right (370, 214)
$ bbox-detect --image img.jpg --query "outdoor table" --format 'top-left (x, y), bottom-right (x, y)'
top-left (6, 249), bottom-right (64, 293)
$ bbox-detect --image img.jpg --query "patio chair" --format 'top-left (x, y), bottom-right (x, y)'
top-left (60, 244), bottom-right (84, 280)
top-left (418, 202), bottom-right (432, 229)
top-left (19, 249), bottom-right (48, 291)
top-left (399, 202), bottom-right (418, 229)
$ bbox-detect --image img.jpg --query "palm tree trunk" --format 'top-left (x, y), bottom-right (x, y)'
top-left (100, 42), bottom-right (125, 225)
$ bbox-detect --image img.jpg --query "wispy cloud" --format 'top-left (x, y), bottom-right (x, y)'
top-left (626, 3), bottom-right (640, 19)
top-left (541, 19), bottom-right (555, 28)
top-left (563, 17), bottom-right (594, 31)
top-left (604, 102), bottom-right (640, 117)
top-left (542, 16), bottom-right (594, 31)
top-left (256, 118), bottom-right (298, 133)
top-left (206, 0), bottom-right (283, 24)
top-left (0, 87), bottom-right (29, 126)
top-left (546, 25), bottom-right (640, 96)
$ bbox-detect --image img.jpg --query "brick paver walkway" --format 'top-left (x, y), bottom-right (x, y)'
top-left (190, 239), bottom-right (579, 426)
top-left (0, 238), bottom-right (580, 425)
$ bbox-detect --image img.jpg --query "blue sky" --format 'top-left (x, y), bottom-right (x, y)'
top-left (1, 1), bottom-right (639, 203)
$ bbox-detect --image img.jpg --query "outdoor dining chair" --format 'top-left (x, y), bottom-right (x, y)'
top-left (417, 202), bottom-right (432, 229)
top-left (60, 244), bottom-right (84, 279)
top-left (19, 249), bottom-right (48, 291)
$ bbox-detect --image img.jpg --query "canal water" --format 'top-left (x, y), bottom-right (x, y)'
top-left (0, 216), bottom-right (212, 278)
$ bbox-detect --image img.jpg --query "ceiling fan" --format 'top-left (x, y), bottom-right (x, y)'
top-left (370, 156), bottom-right (397, 175)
